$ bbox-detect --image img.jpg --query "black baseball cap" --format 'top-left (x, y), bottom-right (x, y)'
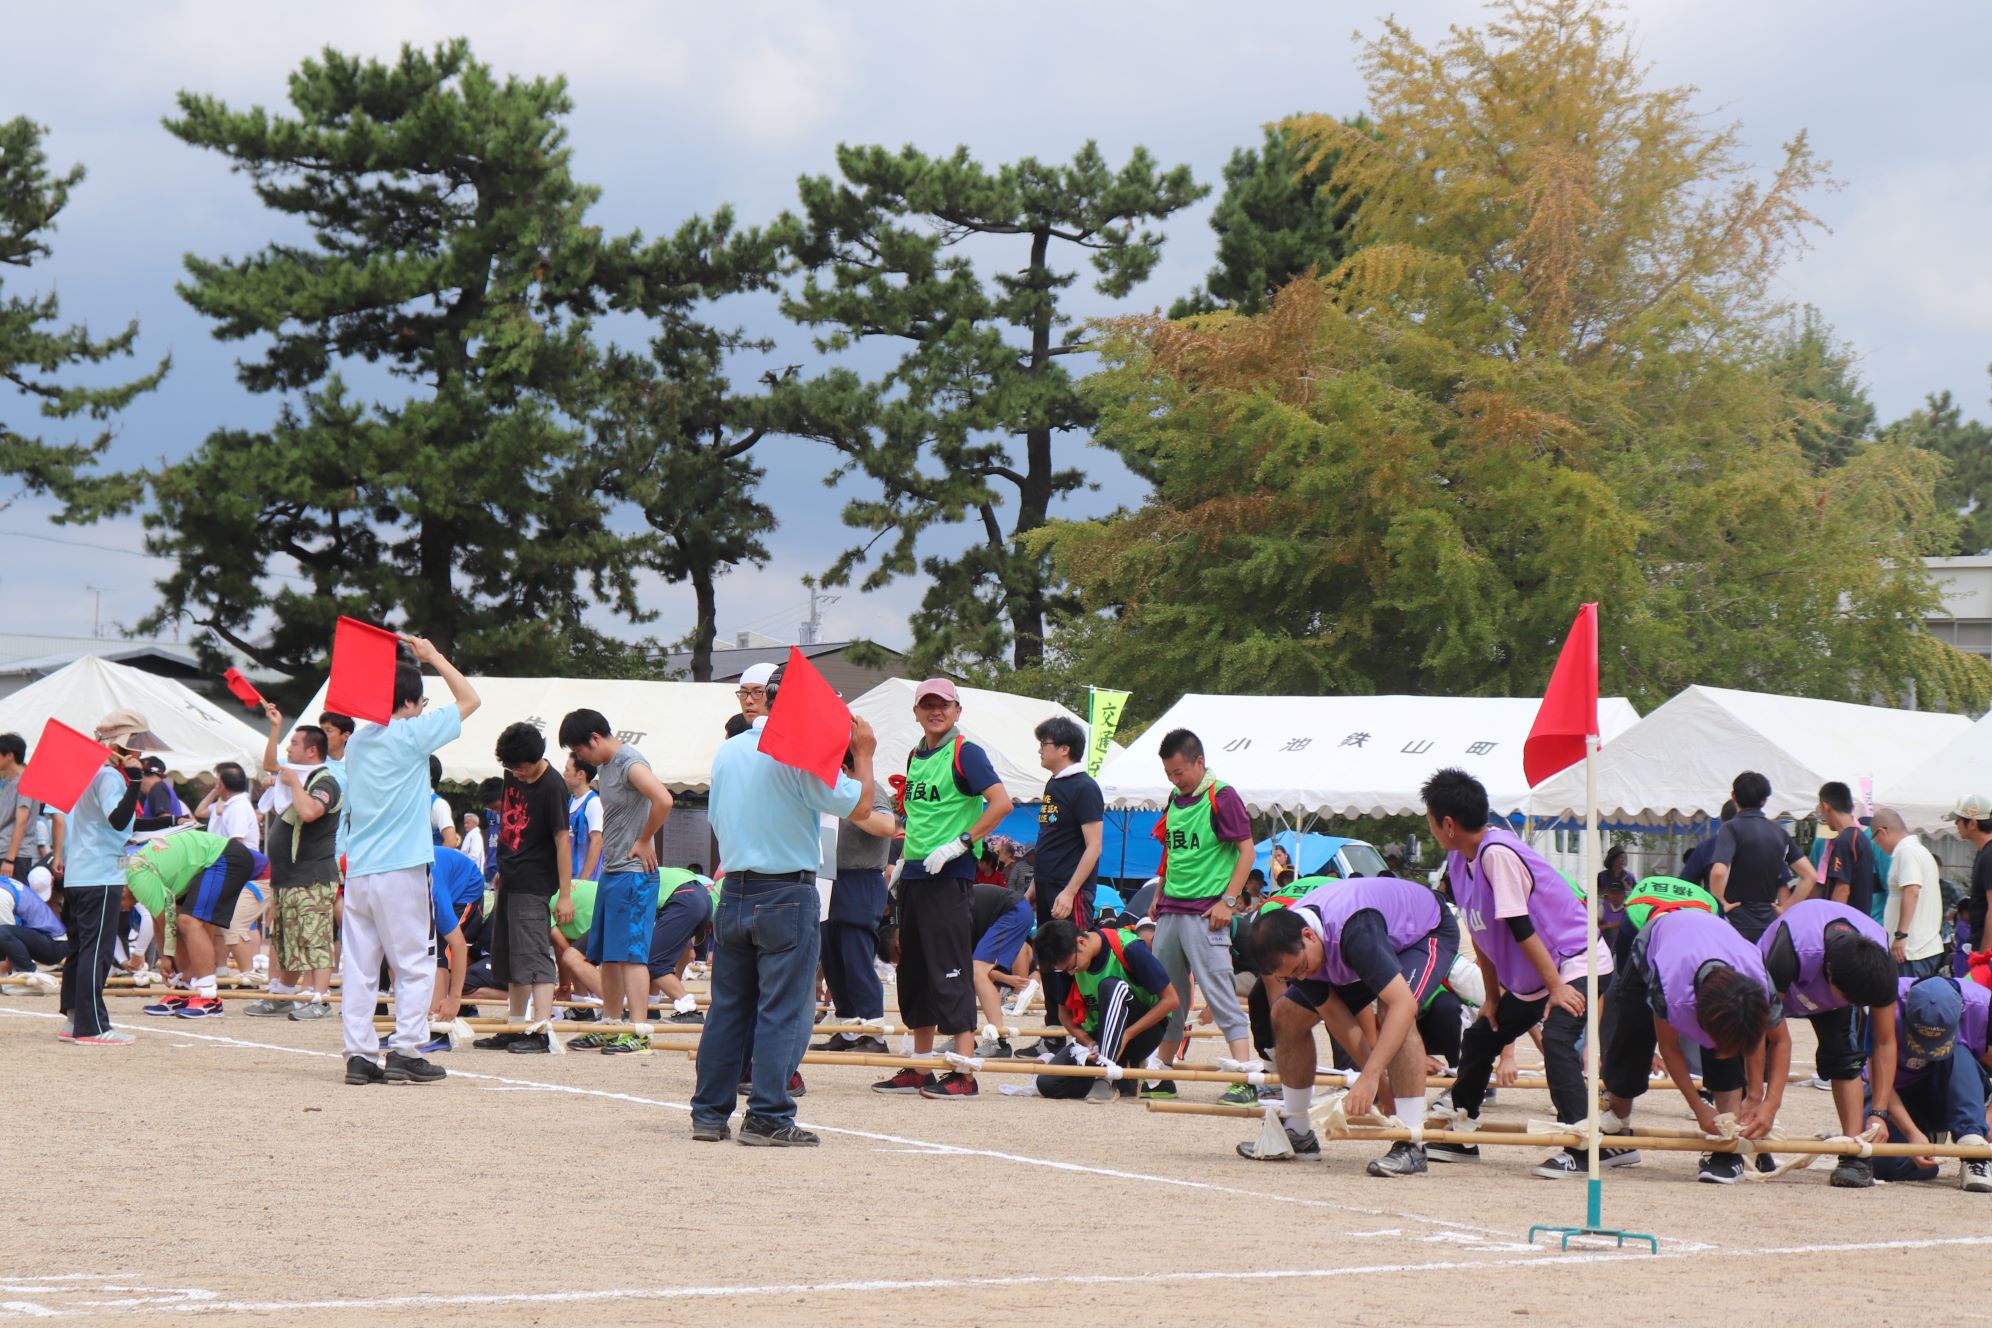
top-left (140, 756), bottom-right (168, 776)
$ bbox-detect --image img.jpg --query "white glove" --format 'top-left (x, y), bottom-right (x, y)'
top-left (921, 839), bottom-right (968, 874)
top-left (1071, 1044), bottom-right (1098, 1067)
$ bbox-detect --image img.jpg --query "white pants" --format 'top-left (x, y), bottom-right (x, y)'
top-left (340, 867), bottom-right (437, 1059)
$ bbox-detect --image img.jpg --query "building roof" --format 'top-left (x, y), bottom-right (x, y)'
top-left (0, 643), bottom-right (205, 680)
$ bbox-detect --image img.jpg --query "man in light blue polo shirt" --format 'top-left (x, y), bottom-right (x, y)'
top-left (339, 635), bottom-right (479, 1087)
top-left (690, 671), bottom-right (877, 1147)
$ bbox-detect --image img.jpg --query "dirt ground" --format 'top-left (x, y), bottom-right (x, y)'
top-left (3, 993), bottom-right (1988, 1327)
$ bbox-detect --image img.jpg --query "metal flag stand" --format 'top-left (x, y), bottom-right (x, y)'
top-left (1527, 732), bottom-right (1657, 1253)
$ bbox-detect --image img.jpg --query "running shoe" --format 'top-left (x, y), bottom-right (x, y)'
top-left (602, 1032), bottom-right (653, 1056)
top-left (691, 1119), bottom-right (731, 1143)
top-left (667, 1007), bottom-right (706, 1025)
top-left (345, 1055), bottom-right (385, 1085)
top-left (472, 1031), bottom-right (524, 1051)
top-left (1426, 1140), bottom-right (1482, 1163)
top-left (568, 1031), bottom-right (613, 1050)
top-left (505, 1032), bottom-right (552, 1054)
top-left (846, 1036), bottom-right (888, 1055)
top-left (739, 1072), bottom-right (808, 1096)
top-left (1237, 1127), bottom-right (1321, 1161)
top-left (1962, 1157), bottom-right (1992, 1193)
top-left (811, 1033), bottom-right (858, 1053)
top-left (74, 1029), bottom-right (137, 1046)
top-left (1084, 1078), bottom-right (1118, 1104)
top-left (919, 1071), bottom-right (979, 1100)
top-left (417, 1036), bottom-right (451, 1055)
top-left (289, 1001), bottom-right (335, 1020)
top-left (1829, 1156), bottom-right (1874, 1188)
top-left (142, 996), bottom-right (191, 1017)
top-left (1697, 1152), bottom-right (1744, 1184)
top-left (175, 996), bottom-right (226, 1019)
top-left (739, 1115), bottom-right (820, 1147)
top-left (1366, 1142), bottom-right (1428, 1177)
top-left (242, 999), bottom-right (291, 1017)
top-left (1218, 1083), bottom-right (1258, 1107)
top-left (973, 1037), bottom-right (1015, 1059)
top-left (383, 1051), bottom-right (446, 1083)
top-left (874, 1068), bottom-right (937, 1095)
top-left (1138, 1080), bottom-right (1179, 1100)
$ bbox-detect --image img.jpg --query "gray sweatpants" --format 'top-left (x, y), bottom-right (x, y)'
top-left (1150, 910), bottom-right (1250, 1044)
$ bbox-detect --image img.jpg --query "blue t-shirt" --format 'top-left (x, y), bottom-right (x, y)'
top-left (708, 726), bottom-right (863, 875)
top-left (343, 704), bottom-right (463, 877)
top-left (432, 845), bottom-right (486, 910)
top-left (430, 872), bottom-right (462, 940)
top-left (898, 738), bottom-right (1001, 884)
top-left (65, 766), bottom-right (133, 888)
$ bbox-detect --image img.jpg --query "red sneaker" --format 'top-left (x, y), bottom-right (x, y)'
top-left (176, 996), bottom-right (226, 1020)
top-left (918, 1071), bottom-right (980, 1100)
top-left (872, 1068), bottom-right (936, 1095)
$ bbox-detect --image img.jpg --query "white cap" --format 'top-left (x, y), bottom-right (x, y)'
top-left (738, 662), bottom-right (777, 688)
top-left (26, 866), bottom-right (53, 901)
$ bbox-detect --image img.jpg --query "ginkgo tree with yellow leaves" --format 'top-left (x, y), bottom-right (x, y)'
top-left (1042, 0), bottom-right (1991, 719)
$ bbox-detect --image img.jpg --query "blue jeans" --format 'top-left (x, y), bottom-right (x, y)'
top-left (690, 875), bottom-right (821, 1129)
top-left (1870, 1060), bottom-right (1990, 1181)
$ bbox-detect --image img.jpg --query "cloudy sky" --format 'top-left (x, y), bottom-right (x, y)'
top-left (6, 0), bottom-right (1989, 657)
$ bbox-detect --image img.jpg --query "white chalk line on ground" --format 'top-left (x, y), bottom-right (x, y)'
top-left (0, 1005), bottom-right (1584, 1248)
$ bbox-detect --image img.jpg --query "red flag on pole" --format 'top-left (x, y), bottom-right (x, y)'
top-left (326, 617), bottom-right (401, 725)
top-left (19, 718), bottom-right (114, 815)
top-left (222, 667), bottom-right (265, 710)
top-left (758, 647), bottom-right (852, 785)
top-left (1523, 603), bottom-right (1599, 787)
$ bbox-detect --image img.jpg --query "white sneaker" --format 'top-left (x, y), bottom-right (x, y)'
top-left (1962, 1158), bottom-right (1992, 1193)
top-left (76, 1029), bottom-right (137, 1046)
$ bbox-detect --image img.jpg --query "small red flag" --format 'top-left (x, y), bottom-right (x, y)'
top-left (19, 718), bottom-right (114, 815)
top-left (326, 617), bottom-right (400, 725)
top-left (223, 667), bottom-right (264, 710)
top-left (757, 647), bottom-right (852, 785)
top-left (1523, 603), bottom-right (1600, 787)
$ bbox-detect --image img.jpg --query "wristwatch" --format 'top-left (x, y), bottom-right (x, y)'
top-left (1894, 931), bottom-right (1909, 940)
top-left (1222, 894), bottom-right (1241, 909)
top-left (958, 833), bottom-right (974, 848)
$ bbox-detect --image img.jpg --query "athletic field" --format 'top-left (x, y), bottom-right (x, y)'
top-left (2, 999), bottom-right (1980, 1326)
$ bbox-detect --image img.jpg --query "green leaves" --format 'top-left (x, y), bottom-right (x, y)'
top-left (0, 116), bottom-right (167, 517)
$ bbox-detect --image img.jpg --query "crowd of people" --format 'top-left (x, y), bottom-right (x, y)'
top-left (4, 642), bottom-right (1992, 1183)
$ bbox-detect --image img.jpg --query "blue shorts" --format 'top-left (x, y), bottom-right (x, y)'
top-left (647, 881), bottom-right (711, 978)
top-left (973, 899), bottom-right (1033, 969)
top-left (587, 871), bottom-right (658, 965)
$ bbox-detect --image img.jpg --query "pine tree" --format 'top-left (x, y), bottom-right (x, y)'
top-left (0, 117), bottom-right (166, 515)
top-left (147, 41), bottom-right (756, 680)
top-left (784, 142), bottom-right (1205, 672)
top-left (1885, 380), bottom-right (1992, 555)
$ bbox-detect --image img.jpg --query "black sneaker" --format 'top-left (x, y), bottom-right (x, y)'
top-left (1426, 1139), bottom-right (1481, 1163)
top-left (344, 1055), bottom-right (385, 1086)
top-left (739, 1115), bottom-right (820, 1147)
top-left (1367, 1142), bottom-right (1428, 1177)
top-left (1698, 1152), bottom-right (1744, 1184)
top-left (691, 1119), bottom-right (732, 1143)
top-left (1829, 1155), bottom-right (1874, 1188)
top-left (566, 1007), bottom-right (600, 1022)
top-left (1138, 1080), bottom-right (1179, 1100)
top-left (383, 1052), bottom-right (446, 1084)
top-left (1237, 1127), bottom-right (1321, 1161)
top-left (472, 1032), bottom-right (523, 1051)
top-left (506, 1032), bottom-right (551, 1055)
top-left (810, 1033), bottom-right (856, 1053)
top-left (1755, 1152), bottom-right (1777, 1175)
top-left (667, 1007), bottom-right (706, 1025)
top-left (847, 1036), bottom-right (888, 1055)
top-left (1017, 1038), bottom-right (1066, 1058)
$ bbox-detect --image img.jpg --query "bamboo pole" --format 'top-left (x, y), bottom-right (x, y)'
top-left (1142, 1104), bottom-right (1992, 1159)
top-left (688, 1048), bottom-right (1274, 1084)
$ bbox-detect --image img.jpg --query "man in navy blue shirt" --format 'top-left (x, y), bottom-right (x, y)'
top-left (1028, 715), bottom-right (1103, 1051)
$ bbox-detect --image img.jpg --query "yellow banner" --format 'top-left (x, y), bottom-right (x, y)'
top-left (1086, 688), bottom-right (1131, 776)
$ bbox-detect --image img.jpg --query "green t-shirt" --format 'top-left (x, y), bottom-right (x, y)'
top-left (555, 878), bottom-right (599, 941)
top-left (124, 830), bottom-right (230, 918)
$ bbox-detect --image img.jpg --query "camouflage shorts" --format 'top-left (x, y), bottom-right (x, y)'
top-left (271, 882), bottom-right (338, 972)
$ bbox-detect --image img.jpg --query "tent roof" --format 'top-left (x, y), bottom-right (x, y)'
top-left (849, 678), bottom-right (1119, 804)
top-left (1096, 693), bottom-right (1640, 817)
top-left (291, 675), bottom-right (743, 789)
top-left (0, 655), bottom-right (267, 778)
top-left (1527, 685), bottom-right (1974, 825)
top-left (1871, 708), bottom-right (1992, 832)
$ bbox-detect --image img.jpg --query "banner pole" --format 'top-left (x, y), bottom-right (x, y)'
top-left (1583, 732), bottom-right (1602, 1226)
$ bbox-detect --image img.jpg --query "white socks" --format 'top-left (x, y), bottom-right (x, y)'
top-left (268, 979), bottom-right (297, 996)
top-left (1282, 1086), bottom-right (1313, 1121)
top-left (193, 976), bottom-right (218, 998)
top-left (673, 993), bottom-right (698, 1014)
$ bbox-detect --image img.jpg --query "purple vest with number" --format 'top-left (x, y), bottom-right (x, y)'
top-left (1445, 824), bottom-right (1591, 994)
top-left (1761, 900), bottom-right (1888, 1016)
top-left (1646, 909), bottom-right (1771, 1050)
top-left (1298, 878), bottom-right (1442, 986)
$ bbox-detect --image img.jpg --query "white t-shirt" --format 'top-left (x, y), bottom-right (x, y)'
top-left (568, 791), bottom-right (604, 837)
top-left (430, 794), bottom-right (453, 838)
top-left (1884, 833), bottom-right (1945, 962)
top-left (208, 792), bottom-right (261, 852)
top-left (460, 826), bottom-right (484, 866)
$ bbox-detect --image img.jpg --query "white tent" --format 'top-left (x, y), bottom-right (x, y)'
top-left (1528, 685), bottom-right (1974, 825)
top-left (1875, 710), bottom-right (1992, 831)
top-left (850, 678), bottom-right (1119, 803)
top-left (1095, 693), bottom-right (1641, 817)
top-left (0, 655), bottom-right (267, 778)
top-left (290, 675), bottom-right (742, 789)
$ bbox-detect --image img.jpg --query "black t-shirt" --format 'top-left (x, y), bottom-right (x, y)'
top-left (1822, 825), bottom-right (1878, 918)
top-left (971, 882), bottom-right (1027, 940)
top-left (1336, 909), bottom-right (1405, 997)
top-left (1711, 809), bottom-right (1803, 908)
top-left (268, 769), bottom-right (342, 886)
top-left (497, 765), bottom-right (568, 896)
top-left (1969, 840), bottom-right (1992, 944)
top-left (1035, 769), bottom-right (1104, 914)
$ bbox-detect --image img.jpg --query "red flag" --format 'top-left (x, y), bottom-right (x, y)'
top-left (223, 667), bottom-right (265, 710)
top-left (326, 617), bottom-right (400, 725)
top-left (1523, 603), bottom-right (1599, 787)
top-left (19, 718), bottom-right (114, 815)
top-left (758, 647), bottom-right (852, 785)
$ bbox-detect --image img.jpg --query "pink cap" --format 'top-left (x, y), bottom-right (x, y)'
top-left (913, 678), bottom-right (959, 704)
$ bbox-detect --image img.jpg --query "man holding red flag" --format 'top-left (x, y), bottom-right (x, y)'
top-left (690, 660), bottom-right (880, 1147)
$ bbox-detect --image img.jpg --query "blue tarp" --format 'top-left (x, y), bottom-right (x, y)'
top-left (992, 804), bottom-right (1163, 883)
top-left (1254, 831), bottom-right (1372, 879)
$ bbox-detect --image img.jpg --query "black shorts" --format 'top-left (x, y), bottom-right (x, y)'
top-left (647, 882), bottom-right (711, 979)
top-left (1602, 952), bottom-right (1745, 1098)
top-left (1285, 909), bottom-right (1461, 1015)
top-left (490, 889), bottom-right (555, 987)
top-left (186, 840), bottom-right (257, 928)
top-left (1807, 1005), bottom-right (1867, 1081)
top-left (898, 877), bottom-right (977, 1036)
